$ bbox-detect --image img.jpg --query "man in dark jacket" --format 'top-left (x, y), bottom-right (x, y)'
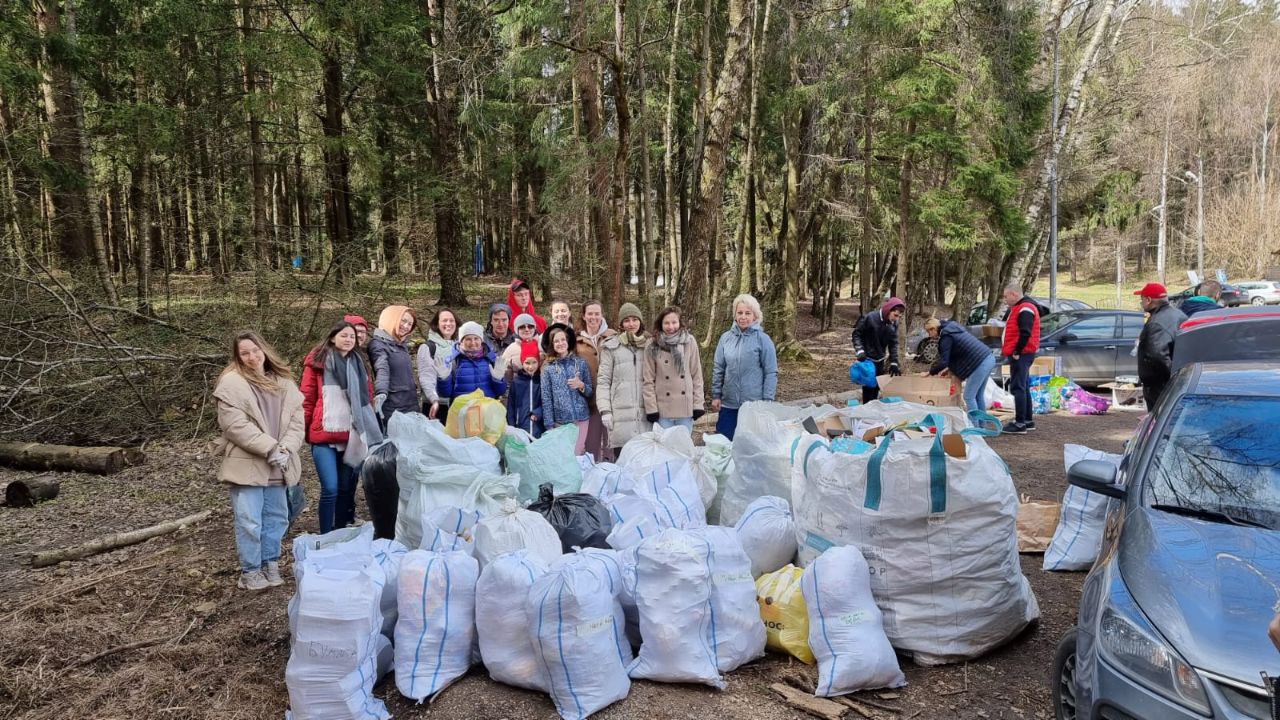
top-left (924, 318), bottom-right (998, 413)
top-left (1179, 279), bottom-right (1221, 317)
top-left (1000, 284), bottom-right (1043, 434)
top-left (483, 303), bottom-right (516, 356)
top-left (1134, 282), bottom-right (1187, 411)
top-left (852, 297), bottom-right (905, 403)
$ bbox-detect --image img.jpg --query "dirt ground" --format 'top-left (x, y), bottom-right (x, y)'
top-left (0, 299), bottom-right (1143, 720)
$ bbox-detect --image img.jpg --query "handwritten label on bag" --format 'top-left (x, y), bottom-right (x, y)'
top-left (575, 615), bottom-right (613, 638)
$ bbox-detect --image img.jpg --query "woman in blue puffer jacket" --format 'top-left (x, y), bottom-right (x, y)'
top-left (436, 321), bottom-right (506, 402)
top-left (540, 323), bottom-right (594, 454)
top-left (711, 293), bottom-right (778, 439)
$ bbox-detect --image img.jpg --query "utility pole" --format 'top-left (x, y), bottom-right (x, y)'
top-left (1049, 31), bottom-right (1060, 308)
top-left (1187, 157), bottom-right (1204, 280)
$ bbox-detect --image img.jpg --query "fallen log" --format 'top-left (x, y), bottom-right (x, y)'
top-left (30, 510), bottom-right (212, 568)
top-left (0, 442), bottom-right (144, 475)
top-left (3, 474), bottom-right (60, 507)
top-left (769, 683), bottom-right (847, 720)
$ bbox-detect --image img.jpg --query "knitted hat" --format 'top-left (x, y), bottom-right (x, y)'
top-left (617, 302), bottom-right (642, 324)
top-left (488, 303), bottom-right (510, 321)
top-left (459, 321), bottom-right (484, 340)
top-left (343, 313), bottom-right (368, 329)
top-left (520, 340), bottom-right (540, 363)
top-left (514, 313), bottom-right (537, 330)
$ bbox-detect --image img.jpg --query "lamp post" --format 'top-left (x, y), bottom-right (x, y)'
top-left (1049, 31), bottom-right (1060, 309)
top-left (1185, 161), bottom-right (1204, 281)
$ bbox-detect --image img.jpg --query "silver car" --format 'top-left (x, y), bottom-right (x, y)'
top-left (1235, 280), bottom-right (1280, 306)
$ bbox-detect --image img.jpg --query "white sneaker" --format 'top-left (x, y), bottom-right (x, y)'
top-left (263, 562), bottom-right (284, 587)
top-left (237, 570), bottom-right (270, 591)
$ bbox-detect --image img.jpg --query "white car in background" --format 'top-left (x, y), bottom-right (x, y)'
top-left (1234, 280), bottom-right (1280, 305)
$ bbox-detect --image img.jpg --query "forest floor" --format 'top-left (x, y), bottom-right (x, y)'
top-left (0, 296), bottom-right (1142, 720)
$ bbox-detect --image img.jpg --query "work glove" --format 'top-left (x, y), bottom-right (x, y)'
top-left (889, 362), bottom-right (901, 377)
top-left (645, 412), bottom-right (660, 423)
top-left (374, 393), bottom-right (387, 417)
top-left (268, 447), bottom-right (289, 468)
top-left (855, 349), bottom-right (867, 362)
top-left (692, 409), bottom-right (705, 420)
top-left (600, 413), bottom-right (614, 431)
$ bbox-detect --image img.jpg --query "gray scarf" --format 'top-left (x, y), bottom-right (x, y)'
top-left (324, 349), bottom-right (384, 466)
top-left (650, 329), bottom-right (691, 375)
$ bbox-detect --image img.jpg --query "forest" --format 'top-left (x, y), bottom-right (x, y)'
top-left (1, 0), bottom-right (1278, 443)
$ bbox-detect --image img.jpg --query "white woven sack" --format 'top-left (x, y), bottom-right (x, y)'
top-left (388, 412), bottom-right (501, 474)
top-left (720, 401), bottom-right (841, 525)
top-left (791, 419), bottom-right (1038, 666)
top-left (733, 495), bottom-right (797, 578)
top-left (476, 550), bottom-right (551, 692)
top-left (1043, 444), bottom-right (1123, 571)
top-left (801, 545), bottom-right (906, 696)
top-left (394, 549), bottom-right (479, 701)
top-left (285, 633), bottom-right (392, 720)
top-left (581, 462), bottom-right (638, 502)
top-left (371, 538), bottom-right (408, 638)
top-left (474, 499), bottom-right (563, 569)
top-left (528, 561), bottom-right (632, 720)
top-left (394, 465), bottom-right (515, 548)
top-left (633, 459), bottom-right (707, 528)
top-left (628, 528), bottom-right (724, 688)
top-left (690, 526), bottom-right (766, 672)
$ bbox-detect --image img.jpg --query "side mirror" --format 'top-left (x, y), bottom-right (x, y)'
top-left (1061, 332), bottom-right (1078, 343)
top-left (1068, 460), bottom-right (1126, 499)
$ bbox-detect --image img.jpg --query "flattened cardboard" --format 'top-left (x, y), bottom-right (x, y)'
top-left (876, 374), bottom-right (964, 408)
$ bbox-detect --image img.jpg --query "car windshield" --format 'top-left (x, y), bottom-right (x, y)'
top-left (1144, 395), bottom-right (1280, 529)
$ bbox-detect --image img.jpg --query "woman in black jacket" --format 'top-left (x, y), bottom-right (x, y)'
top-left (852, 297), bottom-right (905, 402)
top-left (922, 318), bottom-right (998, 413)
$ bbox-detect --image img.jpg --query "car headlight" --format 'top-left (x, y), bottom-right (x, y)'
top-left (1098, 572), bottom-right (1211, 716)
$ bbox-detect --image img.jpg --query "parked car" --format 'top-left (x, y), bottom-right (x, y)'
top-left (1169, 282), bottom-right (1244, 308)
top-left (990, 309), bottom-right (1144, 385)
top-left (1051, 311), bottom-right (1280, 720)
top-left (907, 296), bottom-right (1092, 364)
top-left (1234, 280), bottom-right (1280, 305)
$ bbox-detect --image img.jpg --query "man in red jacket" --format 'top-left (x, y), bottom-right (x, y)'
top-left (1001, 283), bottom-right (1042, 434)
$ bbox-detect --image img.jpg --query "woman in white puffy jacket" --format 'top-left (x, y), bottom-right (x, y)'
top-left (597, 302), bottom-right (651, 457)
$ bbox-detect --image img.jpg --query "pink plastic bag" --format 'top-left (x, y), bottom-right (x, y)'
top-left (1067, 388), bottom-right (1111, 415)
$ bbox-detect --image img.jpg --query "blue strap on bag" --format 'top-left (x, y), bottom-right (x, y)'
top-left (965, 409), bottom-right (1002, 436)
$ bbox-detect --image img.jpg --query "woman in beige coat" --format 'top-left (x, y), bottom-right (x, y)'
top-left (213, 331), bottom-right (305, 592)
top-left (642, 306), bottom-right (705, 429)
top-left (597, 302), bottom-right (651, 456)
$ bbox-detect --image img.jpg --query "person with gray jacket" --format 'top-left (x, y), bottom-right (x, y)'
top-left (368, 304), bottom-right (419, 421)
top-left (1133, 282), bottom-right (1187, 411)
top-left (711, 293), bottom-right (778, 440)
top-left (597, 303), bottom-right (652, 455)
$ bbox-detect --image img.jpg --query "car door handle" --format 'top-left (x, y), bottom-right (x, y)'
top-left (1103, 345), bottom-right (1117, 350)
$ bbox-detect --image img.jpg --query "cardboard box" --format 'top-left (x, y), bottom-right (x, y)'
top-left (981, 325), bottom-right (1003, 339)
top-left (876, 374), bottom-right (964, 407)
top-left (998, 354), bottom-right (1061, 380)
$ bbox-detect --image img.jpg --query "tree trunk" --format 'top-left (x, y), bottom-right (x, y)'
top-left (376, 120), bottom-right (398, 275)
top-left (425, 0), bottom-right (469, 306)
top-left (3, 475), bottom-right (60, 507)
top-left (1156, 106), bottom-right (1170, 285)
top-left (239, 0), bottom-right (270, 307)
top-left (130, 159), bottom-right (152, 316)
top-left (321, 52), bottom-right (356, 281)
top-left (30, 510), bottom-right (211, 568)
top-left (661, 0), bottom-right (685, 298)
top-left (604, 0), bottom-right (630, 316)
top-left (674, 0), bottom-right (754, 334)
top-left (0, 442), bottom-right (144, 475)
top-left (896, 116), bottom-right (916, 359)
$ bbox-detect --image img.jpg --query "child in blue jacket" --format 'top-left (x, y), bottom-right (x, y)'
top-left (507, 341), bottom-right (544, 438)
top-left (540, 324), bottom-right (593, 454)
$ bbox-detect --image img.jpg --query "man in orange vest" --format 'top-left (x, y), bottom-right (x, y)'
top-left (1001, 283), bottom-right (1042, 434)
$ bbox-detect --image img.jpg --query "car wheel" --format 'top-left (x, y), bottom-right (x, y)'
top-left (1252, 296), bottom-right (1266, 306)
top-left (1051, 629), bottom-right (1081, 720)
top-left (916, 337), bottom-right (939, 365)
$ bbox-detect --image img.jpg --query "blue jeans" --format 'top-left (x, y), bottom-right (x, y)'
top-left (657, 417), bottom-right (693, 430)
top-left (1008, 353), bottom-right (1036, 425)
top-left (715, 406), bottom-right (741, 440)
top-left (229, 484), bottom-right (288, 573)
top-left (962, 354), bottom-right (998, 414)
top-left (311, 444), bottom-right (358, 534)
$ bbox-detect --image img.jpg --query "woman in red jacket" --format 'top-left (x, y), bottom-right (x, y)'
top-left (300, 320), bottom-right (380, 533)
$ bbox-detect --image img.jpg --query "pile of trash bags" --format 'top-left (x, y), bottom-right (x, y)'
top-left (285, 398), bottom-right (1040, 717)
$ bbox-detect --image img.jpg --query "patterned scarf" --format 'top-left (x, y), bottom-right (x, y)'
top-left (650, 329), bottom-right (691, 375)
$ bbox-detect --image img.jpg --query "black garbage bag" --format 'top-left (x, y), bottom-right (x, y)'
top-left (361, 441), bottom-right (399, 540)
top-left (528, 483), bottom-right (612, 553)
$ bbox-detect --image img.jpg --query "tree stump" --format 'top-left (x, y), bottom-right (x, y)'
top-left (3, 475), bottom-right (61, 507)
top-left (0, 442), bottom-right (144, 475)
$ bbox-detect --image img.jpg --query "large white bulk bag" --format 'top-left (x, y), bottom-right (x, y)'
top-left (528, 561), bottom-right (632, 720)
top-left (628, 528), bottom-right (724, 688)
top-left (371, 538), bottom-right (408, 638)
top-left (691, 526), bottom-right (766, 672)
top-left (720, 401), bottom-right (841, 525)
top-left (394, 465), bottom-right (515, 548)
top-left (617, 424), bottom-right (717, 507)
top-left (838, 399), bottom-right (970, 434)
top-left (394, 549), bottom-right (479, 701)
top-left (474, 499), bottom-right (563, 569)
top-left (633, 459), bottom-right (707, 528)
top-left (1044, 444), bottom-right (1123, 571)
top-left (791, 417), bottom-right (1038, 666)
top-left (286, 552), bottom-right (389, 720)
top-left (801, 546), bottom-right (906, 696)
top-left (476, 550), bottom-right (551, 692)
top-left (733, 496), bottom-right (797, 577)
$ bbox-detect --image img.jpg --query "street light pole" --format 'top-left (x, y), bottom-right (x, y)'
top-left (1194, 156), bottom-right (1204, 279)
top-left (1049, 31), bottom-right (1060, 308)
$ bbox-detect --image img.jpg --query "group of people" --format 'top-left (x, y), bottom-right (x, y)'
top-left (852, 280), bottom-right (1204, 434)
top-left (210, 279), bottom-right (779, 591)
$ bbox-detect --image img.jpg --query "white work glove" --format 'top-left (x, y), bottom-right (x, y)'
top-left (374, 393), bottom-right (387, 417)
top-left (268, 447), bottom-right (289, 468)
top-left (600, 413), bottom-right (614, 432)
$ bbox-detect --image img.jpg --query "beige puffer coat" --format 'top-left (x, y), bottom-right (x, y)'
top-left (596, 334), bottom-right (652, 448)
top-left (213, 371), bottom-right (305, 487)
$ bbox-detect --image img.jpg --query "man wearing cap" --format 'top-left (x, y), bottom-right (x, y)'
top-left (1134, 282), bottom-right (1187, 411)
top-left (344, 314), bottom-right (370, 348)
top-left (507, 278), bottom-right (548, 334)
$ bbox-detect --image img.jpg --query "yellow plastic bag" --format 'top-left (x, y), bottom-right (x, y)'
top-left (445, 389), bottom-right (507, 445)
top-left (756, 564), bottom-right (814, 664)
